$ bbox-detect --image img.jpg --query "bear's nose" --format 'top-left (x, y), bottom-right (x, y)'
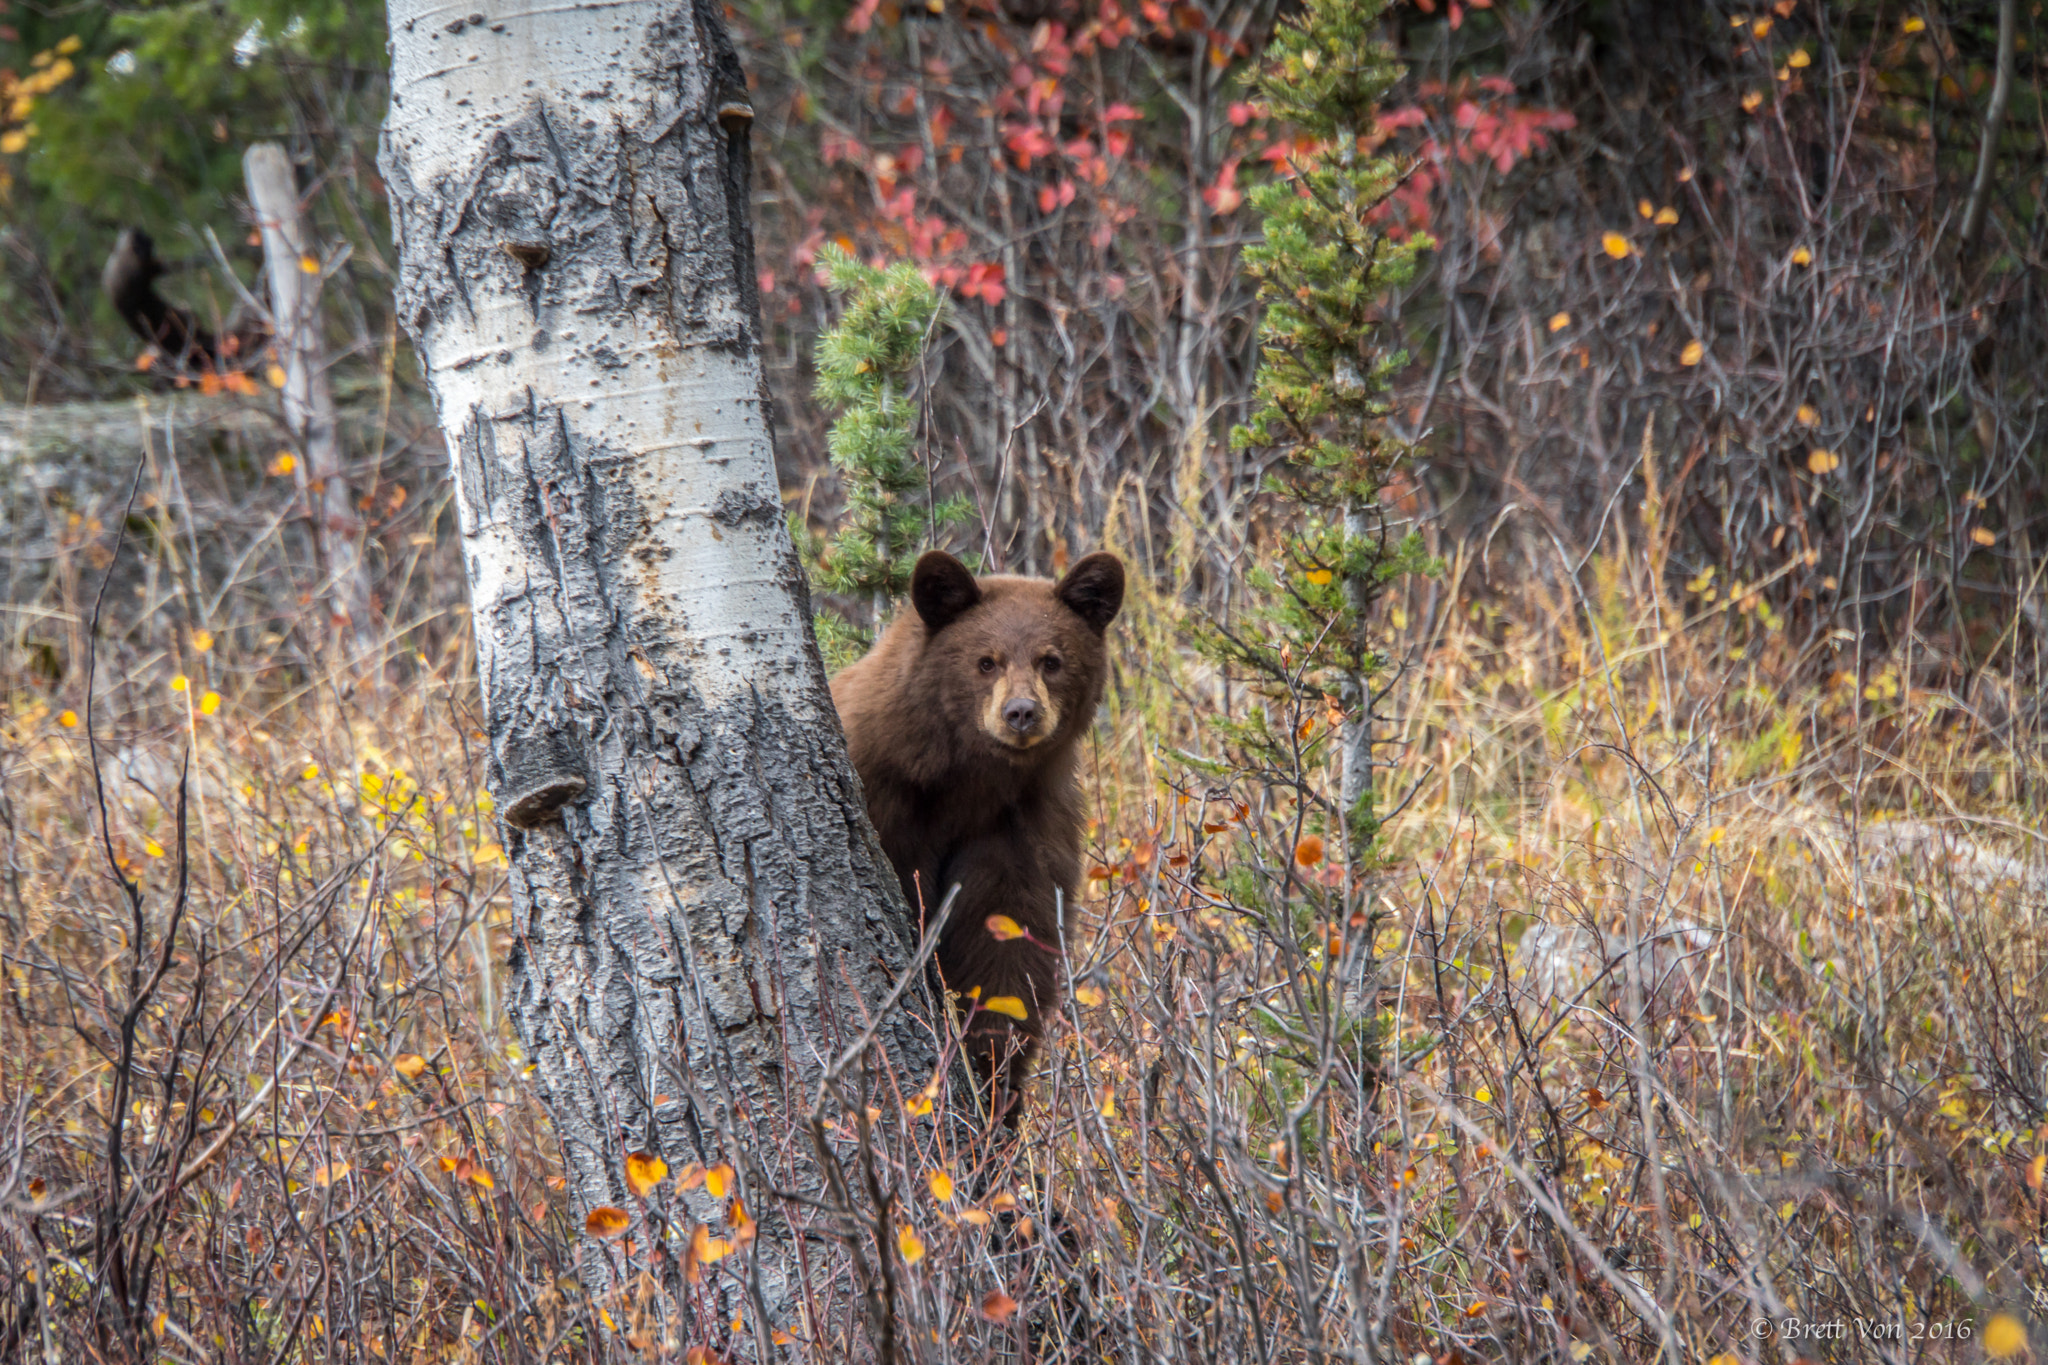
top-left (1002, 696), bottom-right (1042, 734)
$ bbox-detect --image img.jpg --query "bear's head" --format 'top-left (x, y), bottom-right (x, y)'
top-left (909, 550), bottom-right (1124, 760)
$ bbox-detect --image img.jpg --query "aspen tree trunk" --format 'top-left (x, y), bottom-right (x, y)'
top-left (244, 143), bottom-right (375, 659)
top-left (381, 0), bottom-right (935, 1346)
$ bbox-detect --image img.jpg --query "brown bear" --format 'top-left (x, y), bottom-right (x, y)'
top-left (831, 549), bottom-right (1124, 1125)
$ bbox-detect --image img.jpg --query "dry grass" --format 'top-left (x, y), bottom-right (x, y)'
top-left (2, 419), bottom-right (2044, 1363)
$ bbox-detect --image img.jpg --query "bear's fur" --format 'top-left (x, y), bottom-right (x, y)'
top-left (831, 549), bottom-right (1124, 1124)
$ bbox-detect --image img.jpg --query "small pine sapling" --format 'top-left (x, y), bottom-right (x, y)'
top-left (1199, 0), bottom-right (1433, 1025)
top-left (801, 245), bottom-right (975, 668)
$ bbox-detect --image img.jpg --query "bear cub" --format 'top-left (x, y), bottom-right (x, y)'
top-left (831, 549), bottom-right (1124, 1124)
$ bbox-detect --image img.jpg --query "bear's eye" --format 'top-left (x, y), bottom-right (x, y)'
top-left (1039, 655), bottom-right (1062, 675)
top-left (978, 657), bottom-right (997, 674)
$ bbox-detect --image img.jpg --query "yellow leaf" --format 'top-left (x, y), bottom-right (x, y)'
top-left (1741, 90), bottom-right (1764, 112)
top-left (1474, 1088), bottom-right (1492, 1103)
top-left (897, 1225), bottom-right (926, 1264)
top-left (929, 1171), bottom-right (955, 1201)
top-left (904, 1092), bottom-right (933, 1116)
top-left (2026, 1152), bottom-right (2045, 1189)
top-left (192, 629), bottom-right (214, 653)
top-left (1636, 199), bottom-right (1653, 219)
top-left (984, 914), bottom-right (1025, 941)
top-left (267, 364), bottom-right (288, 389)
top-left (57, 710), bottom-right (78, 728)
top-left (468, 1165), bottom-right (495, 1190)
top-left (153, 1310), bottom-right (168, 1337)
top-left (1653, 206), bottom-right (1679, 225)
top-left (1073, 983), bottom-right (1104, 1007)
top-left (1788, 48), bottom-right (1810, 67)
top-left (1902, 16), bottom-right (1925, 33)
top-left (1984, 1314), bottom-right (2027, 1359)
top-left (1099, 1088), bottom-right (1117, 1118)
top-left (982, 996), bottom-right (1028, 1020)
top-left (299, 255), bottom-right (320, 274)
top-left (1548, 311), bottom-right (1570, 332)
top-left (705, 1163), bottom-right (734, 1198)
top-left (1707, 1356), bottom-right (1739, 1365)
top-left (0, 131), bottom-right (29, 155)
top-left (144, 839), bottom-right (166, 858)
top-left (57, 35), bottom-right (83, 54)
top-left (626, 1151), bottom-right (668, 1197)
top-left (199, 691), bottom-right (222, 716)
top-left (1971, 527), bottom-right (1997, 547)
top-left (586, 1206), bottom-right (630, 1239)
top-left (269, 452), bottom-right (298, 477)
top-left (1778, 1200), bottom-right (1796, 1220)
top-left (1790, 245), bottom-right (1813, 266)
top-left (1304, 568), bottom-right (1332, 585)
top-left (1807, 449), bottom-right (1839, 474)
top-left (393, 1053), bottom-right (428, 1079)
top-left (1601, 232), bottom-right (1630, 259)
top-left (170, 674), bottom-right (189, 693)
top-left (312, 1161), bottom-right (349, 1187)
top-left (1752, 16), bottom-right (1772, 35)
top-left (1680, 340), bottom-right (1705, 366)
top-left (692, 1224), bottom-right (734, 1262)
top-left (958, 1209), bottom-right (992, 1226)
top-left (1796, 403), bottom-right (1817, 425)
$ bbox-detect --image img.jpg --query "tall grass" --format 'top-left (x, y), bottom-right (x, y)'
top-left (2, 402), bottom-right (2042, 1361)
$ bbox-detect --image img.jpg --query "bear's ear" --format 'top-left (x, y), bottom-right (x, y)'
top-left (911, 551), bottom-right (981, 633)
top-left (1055, 552), bottom-right (1125, 634)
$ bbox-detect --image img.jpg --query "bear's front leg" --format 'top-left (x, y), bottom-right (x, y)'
top-left (932, 831), bottom-right (1068, 1127)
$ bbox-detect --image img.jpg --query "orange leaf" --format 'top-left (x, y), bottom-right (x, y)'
top-left (1680, 340), bottom-right (1704, 367)
top-left (675, 1161), bottom-right (706, 1190)
top-left (981, 1291), bottom-right (1019, 1322)
top-left (393, 1054), bottom-right (427, 1079)
top-left (626, 1151), bottom-right (668, 1197)
top-left (312, 1161), bottom-right (349, 1188)
top-left (1294, 835), bottom-right (1325, 867)
top-left (586, 1206), bottom-right (630, 1239)
top-left (1547, 312), bottom-right (1570, 332)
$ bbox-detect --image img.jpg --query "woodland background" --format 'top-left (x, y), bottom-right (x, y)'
top-left (1, 0), bottom-right (2045, 1361)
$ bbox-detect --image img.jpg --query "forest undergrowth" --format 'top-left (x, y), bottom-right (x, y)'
top-left (2, 433), bottom-right (2043, 1363)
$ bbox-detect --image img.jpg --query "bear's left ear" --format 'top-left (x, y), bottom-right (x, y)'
top-left (1055, 552), bottom-right (1125, 634)
top-left (912, 551), bottom-right (982, 633)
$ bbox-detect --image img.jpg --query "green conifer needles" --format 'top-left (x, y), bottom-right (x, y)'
top-left (802, 245), bottom-right (972, 664)
top-left (1218, 0), bottom-right (1432, 859)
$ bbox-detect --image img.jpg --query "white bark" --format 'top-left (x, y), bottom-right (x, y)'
top-left (243, 143), bottom-right (374, 657)
top-left (381, 0), bottom-right (936, 1345)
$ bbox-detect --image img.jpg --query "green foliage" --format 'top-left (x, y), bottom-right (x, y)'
top-left (1206, 0), bottom-right (1433, 857)
top-left (0, 2), bottom-right (388, 395)
top-left (801, 244), bottom-right (973, 666)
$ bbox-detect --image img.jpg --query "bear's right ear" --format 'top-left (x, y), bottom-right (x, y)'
top-left (911, 551), bottom-right (981, 633)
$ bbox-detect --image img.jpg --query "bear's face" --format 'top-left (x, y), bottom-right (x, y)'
top-left (910, 551), bottom-right (1124, 760)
